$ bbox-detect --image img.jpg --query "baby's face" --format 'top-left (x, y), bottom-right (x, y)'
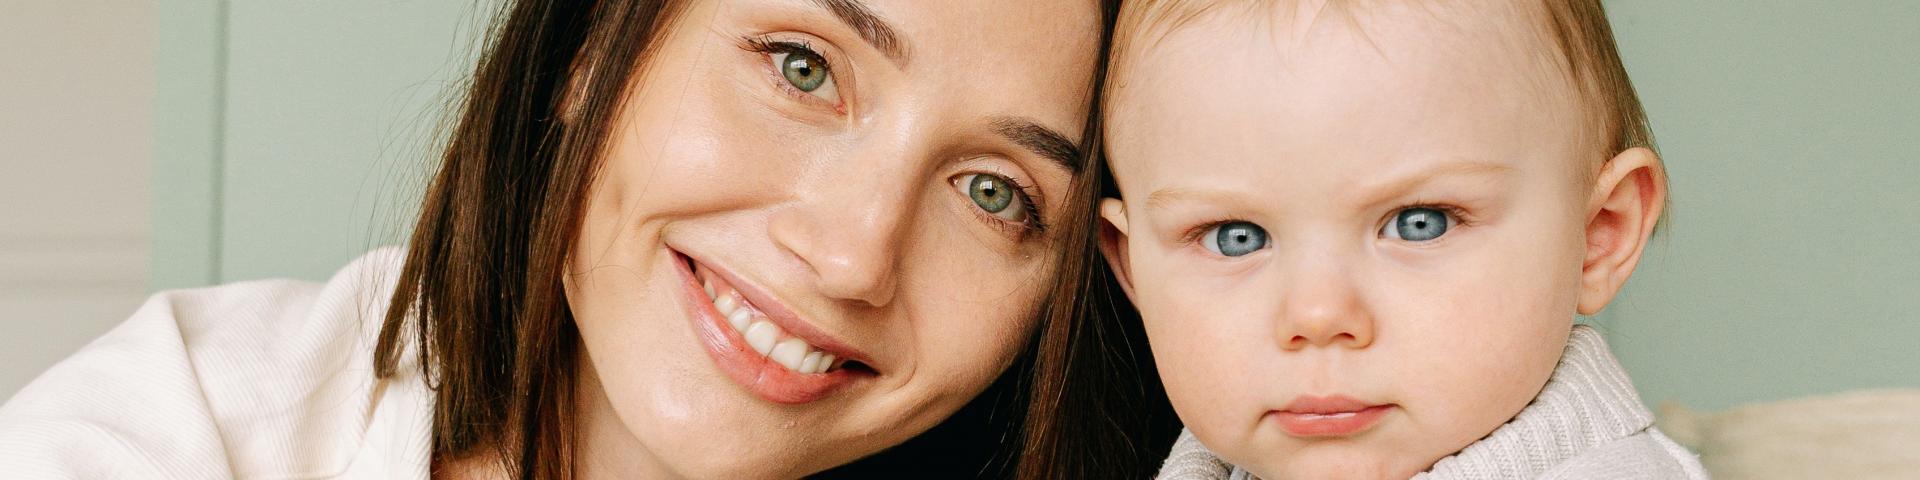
top-left (1104, 4), bottom-right (1599, 478)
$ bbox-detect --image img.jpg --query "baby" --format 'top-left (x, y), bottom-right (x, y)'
top-left (1096, 1), bottom-right (1709, 478)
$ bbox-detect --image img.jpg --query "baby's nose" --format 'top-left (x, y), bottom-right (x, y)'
top-left (1272, 266), bottom-right (1375, 351)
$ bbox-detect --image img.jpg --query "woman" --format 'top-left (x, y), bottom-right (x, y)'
top-left (0, 0), bottom-right (1174, 478)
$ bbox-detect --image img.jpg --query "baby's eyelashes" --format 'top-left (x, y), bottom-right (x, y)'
top-left (1378, 205), bottom-right (1469, 243)
top-left (1201, 221), bottom-right (1269, 257)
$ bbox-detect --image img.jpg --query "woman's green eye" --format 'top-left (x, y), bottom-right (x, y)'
top-left (750, 39), bottom-right (841, 105)
top-left (1203, 221), bottom-right (1267, 257)
top-left (778, 50), bottom-right (831, 93)
top-left (1383, 207), bottom-right (1451, 242)
top-left (958, 173), bottom-right (1027, 221)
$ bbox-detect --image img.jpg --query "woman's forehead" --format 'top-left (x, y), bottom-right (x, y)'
top-left (823, 0), bottom-right (1105, 129)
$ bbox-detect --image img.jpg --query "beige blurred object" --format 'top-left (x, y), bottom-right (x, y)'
top-left (0, 1), bottom-right (155, 398)
top-left (1658, 389), bottom-right (1920, 479)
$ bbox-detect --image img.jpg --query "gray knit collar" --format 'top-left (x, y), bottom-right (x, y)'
top-left (1412, 325), bottom-right (1654, 479)
top-left (1160, 325), bottom-right (1654, 480)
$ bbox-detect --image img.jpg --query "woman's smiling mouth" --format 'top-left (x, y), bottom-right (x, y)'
top-left (671, 247), bottom-right (877, 404)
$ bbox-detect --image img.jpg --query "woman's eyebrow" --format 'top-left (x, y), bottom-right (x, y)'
top-left (994, 117), bottom-right (1083, 175)
top-left (810, 0), bottom-right (910, 67)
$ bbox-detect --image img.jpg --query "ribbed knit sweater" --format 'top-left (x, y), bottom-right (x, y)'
top-left (1156, 325), bottom-right (1710, 479)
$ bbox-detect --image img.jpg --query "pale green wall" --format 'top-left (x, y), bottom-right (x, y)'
top-left (1600, 1), bottom-right (1920, 410)
top-left (154, 0), bottom-right (495, 289)
top-left (153, 1), bottom-right (221, 289)
top-left (154, 1), bottom-right (1919, 410)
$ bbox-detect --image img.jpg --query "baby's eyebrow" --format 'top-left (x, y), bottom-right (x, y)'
top-left (1142, 160), bottom-right (1517, 212)
top-left (1145, 187), bottom-right (1256, 212)
top-left (1354, 160), bottom-right (1518, 203)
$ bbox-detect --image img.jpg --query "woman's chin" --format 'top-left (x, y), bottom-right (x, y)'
top-left (633, 428), bottom-right (866, 480)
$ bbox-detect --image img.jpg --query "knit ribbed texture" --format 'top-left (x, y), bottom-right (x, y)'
top-left (1156, 325), bottom-right (1709, 479)
top-left (1160, 430), bottom-right (1237, 480)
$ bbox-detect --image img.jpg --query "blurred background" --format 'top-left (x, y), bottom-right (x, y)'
top-left (2, 0), bottom-right (1915, 422)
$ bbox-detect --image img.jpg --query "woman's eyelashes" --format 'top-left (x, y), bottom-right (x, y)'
top-left (952, 173), bottom-right (1047, 237)
top-left (743, 36), bottom-right (843, 108)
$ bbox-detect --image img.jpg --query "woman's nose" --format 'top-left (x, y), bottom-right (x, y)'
top-left (766, 155), bottom-right (913, 308)
top-left (1271, 255), bottom-right (1377, 351)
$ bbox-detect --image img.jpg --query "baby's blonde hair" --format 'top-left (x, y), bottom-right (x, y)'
top-left (1108, 0), bottom-right (1656, 174)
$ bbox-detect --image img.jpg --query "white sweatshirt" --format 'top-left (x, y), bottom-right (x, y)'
top-left (0, 248), bottom-right (432, 479)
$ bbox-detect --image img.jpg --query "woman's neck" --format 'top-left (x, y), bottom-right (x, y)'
top-left (430, 349), bottom-right (677, 480)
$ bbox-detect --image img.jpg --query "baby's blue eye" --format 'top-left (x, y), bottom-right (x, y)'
top-left (1203, 221), bottom-right (1268, 257)
top-left (1384, 207), bottom-right (1451, 242)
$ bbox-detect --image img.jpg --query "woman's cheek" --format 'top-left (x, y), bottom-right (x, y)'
top-left (899, 218), bottom-right (1052, 402)
top-left (608, 58), bottom-right (796, 210)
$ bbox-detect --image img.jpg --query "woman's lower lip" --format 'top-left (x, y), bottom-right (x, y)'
top-left (1270, 405), bottom-right (1394, 438)
top-left (671, 248), bottom-right (857, 404)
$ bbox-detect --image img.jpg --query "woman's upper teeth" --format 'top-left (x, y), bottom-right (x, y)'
top-left (706, 278), bottom-right (838, 375)
top-left (726, 309), bottom-right (752, 332)
top-left (769, 338), bottom-right (810, 369)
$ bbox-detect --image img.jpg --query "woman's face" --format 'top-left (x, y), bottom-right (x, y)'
top-left (562, 0), bottom-right (1101, 476)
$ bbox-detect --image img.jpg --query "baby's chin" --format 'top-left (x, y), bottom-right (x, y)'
top-left (1230, 440), bottom-right (1442, 480)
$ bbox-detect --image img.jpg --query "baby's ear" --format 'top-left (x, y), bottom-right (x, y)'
top-left (1097, 198), bottom-right (1138, 303)
top-left (1578, 147), bottom-right (1668, 315)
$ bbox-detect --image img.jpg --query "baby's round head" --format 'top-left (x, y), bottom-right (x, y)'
top-left (1096, 0), bottom-right (1666, 477)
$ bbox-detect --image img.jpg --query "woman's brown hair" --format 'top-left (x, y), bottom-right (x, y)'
top-left (373, 1), bottom-right (686, 477)
top-left (1011, 0), bottom-right (1185, 477)
top-left (373, 0), bottom-right (1175, 478)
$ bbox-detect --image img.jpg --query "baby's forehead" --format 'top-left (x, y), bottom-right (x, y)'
top-left (1116, 4), bottom-right (1581, 117)
top-left (1103, 0), bottom-right (1592, 180)
top-left (1116, 1), bottom-right (1575, 94)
